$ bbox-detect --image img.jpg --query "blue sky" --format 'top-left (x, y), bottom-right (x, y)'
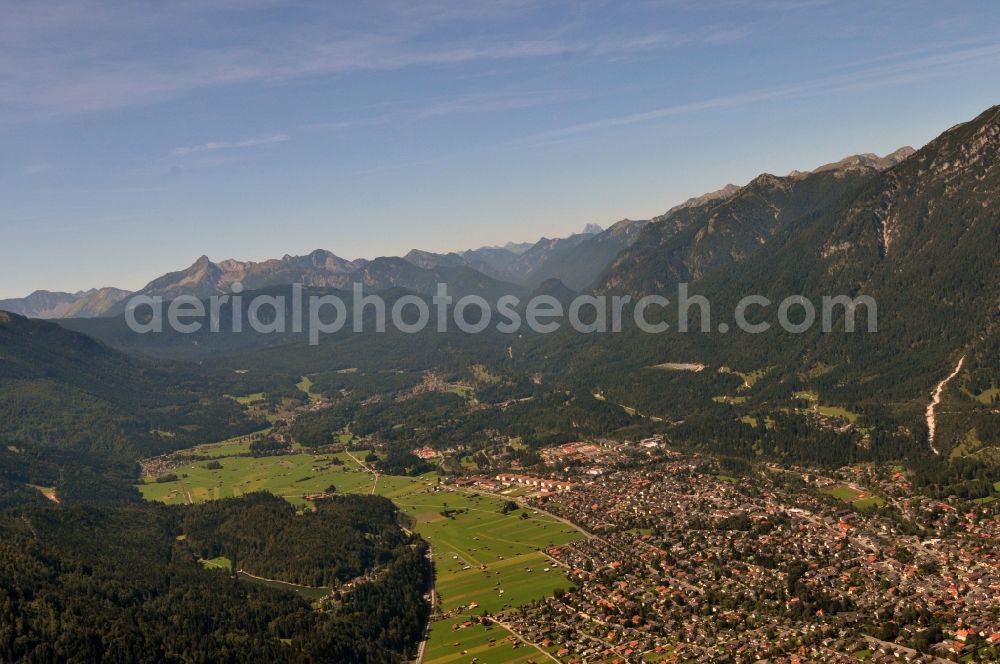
top-left (2, 0), bottom-right (999, 298)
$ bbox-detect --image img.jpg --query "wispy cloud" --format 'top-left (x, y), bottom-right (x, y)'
top-left (0, 1), bottom-right (748, 119)
top-left (526, 42), bottom-right (1000, 141)
top-left (307, 88), bottom-right (586, 133)
top-left (170, 134), bottom-right (290, 157)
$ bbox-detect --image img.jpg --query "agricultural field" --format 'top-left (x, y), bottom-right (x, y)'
top-left (141, 441), bottom-right (584, 662)
top-left (373, 479), bottom-right (581, 612)
top-left (423, 619), bottom-right (536, 664)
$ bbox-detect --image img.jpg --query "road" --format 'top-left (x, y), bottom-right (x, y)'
top-left (344, 449), bottom-right (381, 494)
top-left (413, 544), bottom-right (435, 663)
top-left (489, 618), bottom-right (562, 663)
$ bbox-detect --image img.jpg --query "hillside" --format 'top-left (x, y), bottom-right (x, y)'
top-left (528, 106), bottom-right (1000, 460)
top-left (0, 312), bottom-right (259, 462)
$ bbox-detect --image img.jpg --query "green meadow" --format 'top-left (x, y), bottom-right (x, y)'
top-left (423, 619), bottom-right (536, 664)
top-left (141, 449), bottom-right (379, 505)
top-left (142, 442), bottom-right (585, 661)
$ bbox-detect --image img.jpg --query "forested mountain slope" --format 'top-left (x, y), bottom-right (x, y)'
top-left (525, 106), bottom-right (1000, 459)
top-left (0, 311), bottom-right (259, 461)
top-left (596, 148), bottom-right (912, 296)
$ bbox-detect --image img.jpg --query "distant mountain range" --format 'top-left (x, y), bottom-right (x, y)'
top-left (0, 288), bottom-right (131, 319)
top-left (6, 105), bottom-right (999, 463)
top-left (1, 147), bottom-right (915, 319)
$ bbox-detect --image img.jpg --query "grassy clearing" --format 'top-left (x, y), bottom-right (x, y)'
top-left (719, 366), bottom-right (771, 389)
top-left (232, 392), bottom-right (266, 405)
top-left (793, 390), bottom-right (819, 403)
top-left (236, 572), bottom-right (329, 602)
top-left (141, 450), bottom-right (377, 505)
top-left (800, 363), bottom-right (836, 380)
top-left (792, 390), bottom-right (858, 423)
top-left (740, 415), bottom-right (775, 430)
top-left (447, 385), bottom-right (474, 399)
top-left (200, 556), bottom-right (232, 572)
top-left (816, 404), bottom-right (859, 423)
top-left (713, 395), bottom-right (748, 405)
top-left (296, 376), bottom-right (317, 399)
top-left (949, 429), bottom-right (986, 459)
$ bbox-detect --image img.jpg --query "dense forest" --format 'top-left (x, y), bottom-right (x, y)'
top-left (0, 493), bottom-right (431, 663)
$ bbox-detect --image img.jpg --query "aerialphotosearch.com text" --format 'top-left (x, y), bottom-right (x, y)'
top-left (124, 282), bottom-right (878, 345)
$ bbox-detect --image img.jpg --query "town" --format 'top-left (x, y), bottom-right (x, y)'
top-left (444, 441), bottom-right (1000, 662)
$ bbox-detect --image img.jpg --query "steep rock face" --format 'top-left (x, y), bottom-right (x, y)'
top-left (596, 164), bottom-right (884, 296)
